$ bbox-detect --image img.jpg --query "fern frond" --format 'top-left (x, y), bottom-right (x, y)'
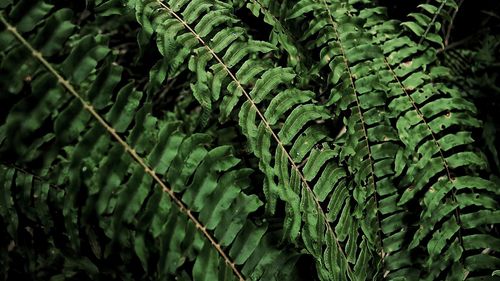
top-left (284, 0), bottom-right (500, 279)
top-left (0, 4), bottom-right (302, 280)
top-left (2, 0), bottom-right (499, 280)
top-left (126, 0), bottom-right (366, 279)
top-left (0, 11), bottom-right (247, 279)
top-left (286, 0), bottom-right (408, 278)
top-left (357, 3), bottom-right (500, 279)
top-left (400, 0), bottom-right (459, 46)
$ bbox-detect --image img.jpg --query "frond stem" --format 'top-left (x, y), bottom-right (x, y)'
top-left (444, 0), bottom-right (464, 46)
top-left (419, 0), bottom-right (448, 45)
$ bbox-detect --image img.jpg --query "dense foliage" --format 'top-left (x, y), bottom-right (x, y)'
top-left (0, 0), bottom-right (499, 280)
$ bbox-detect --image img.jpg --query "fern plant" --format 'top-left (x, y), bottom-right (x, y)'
top-left (1, 0), bottom-right (499, 280)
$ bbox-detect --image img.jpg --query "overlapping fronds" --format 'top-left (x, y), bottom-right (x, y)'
top-left (1, 0), bottom-right (499, 280)
top-left (321, 0), bottom-right (500, 279)
top-left (366, 2), bottom-right (500, 279)
top-left (283, 0), bottom-right (500, 280)
top-left (125, 1), bottom-right (370, 279)
top-left (0, 2), bottom-right (302, 280)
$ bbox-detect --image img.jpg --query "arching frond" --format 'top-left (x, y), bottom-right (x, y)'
top-left (0, 3), bottom-right (302, 280)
